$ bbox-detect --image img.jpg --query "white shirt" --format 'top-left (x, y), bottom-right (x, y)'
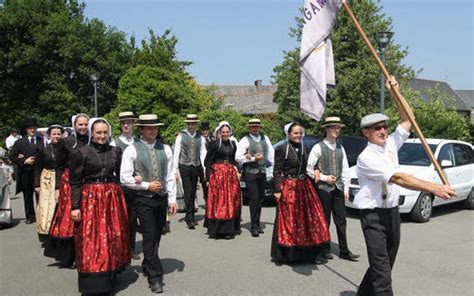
top-left (235, 134), bottom-right (275, 166)
top-left (172, 130), bottom-right (207, 175)
top-left (306, 139), bottom-right (350, 193)
top-left (5, 135), bottom-right (21, 150)
top-left (354, 125), bottom-right (410, 209)
top-left (120, 139), bottom-right (177, 204)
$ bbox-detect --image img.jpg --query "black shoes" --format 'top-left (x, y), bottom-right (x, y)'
top-left (322, 253), bottom-right (334, 260)
top-left (131, 250), bottom-right (140, 260)
top-left (251, 230), bottom-right (259, 237)
top-left (258, 228), bottom-right (264, 234)
top-left (161, 222), bottom-right (171, 234)
top-left (25, 218), bottom-right (36, 224)
top-left (187, 221), bottom-right (197, 229)
top-left (150, 281), bottom-right (163, 293)
top-left (339, 252), bottom-right (360, 262)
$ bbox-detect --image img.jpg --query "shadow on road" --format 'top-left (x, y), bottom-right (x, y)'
top-left (322, 264), bottom-right (359, 289)
top-left (277, 261), bottom-right (320, 276)
top-left (114, 266), bottom-right (139, 294)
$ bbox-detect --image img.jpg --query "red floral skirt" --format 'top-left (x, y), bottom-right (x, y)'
top-left (277, 178), bottom-right (330, 247)
top-left (49, 169), bottom-right (75, 238)
top-left (75, 183), bottom-right (130, 274)
top-left (206, 163), bottom-right (241, 221)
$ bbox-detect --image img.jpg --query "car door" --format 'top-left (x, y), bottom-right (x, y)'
top-left (452, 143), bottom-right (474, 199)
top-left (435, 143), bottom-right (460, 204)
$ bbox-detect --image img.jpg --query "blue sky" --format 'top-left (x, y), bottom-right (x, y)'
top-left (84, 0), bottom-right (473, 90)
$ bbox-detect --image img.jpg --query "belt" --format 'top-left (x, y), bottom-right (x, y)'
top-left (286, 174), bottom-right (306, 180)
top-left (85, 177), bottom-right (116, 183)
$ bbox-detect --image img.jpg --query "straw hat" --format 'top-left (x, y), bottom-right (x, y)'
top-left (321, 116), bottom-right (345, 128)
top-left (247, 118), bottom-right (262, 127)
top-left (136, 114), bottom-right (164, 127)
top-left (118, 111), bottom-right (137, 122)
top-left (184, 114), bottom-right (200, 123)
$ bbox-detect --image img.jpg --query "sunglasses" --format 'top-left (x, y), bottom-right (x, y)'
top-left (368, 124), bottom-right (389, 131)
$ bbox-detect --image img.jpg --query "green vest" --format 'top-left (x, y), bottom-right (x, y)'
top-left (133, 141), bottom-right (167, 197)
top-left (115, 136), bottom-right (135, 152)
top-left (179, 131), bottom-right (202, 166)
top-left (316, 141), bottom-right (344, 192)
top-left (243, 134), bottom-right (268, 175)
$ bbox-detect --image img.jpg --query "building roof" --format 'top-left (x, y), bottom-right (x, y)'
top-left (210, 85), bottom-right (278, 114)
top-left (455, 90), bottom-right (474, 109)
top-left (410, 78), bottom-right (470, 112)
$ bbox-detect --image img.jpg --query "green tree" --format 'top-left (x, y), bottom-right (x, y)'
top-left (107, 30), bottom-right (220, 142)
top-left (272, 0), bottom-right (414, 135)
top-left (0, 0), bottom-right (132, 137)
top-left (385, 87), bottom-right (470, 141)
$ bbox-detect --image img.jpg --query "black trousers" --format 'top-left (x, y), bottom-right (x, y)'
top-left (179, 164), bottom-right (202, 223)
top-left (317, 188), bottom-right (349, 254)
top-left (357, 207), bottom-right (401, 296)
top-left (122, 187), bottom-right (138, 251)
top-left (20, 170), bottom-right (35, 220)
top-left (134, 194), bottom-right (168, 284)
top-left (243, 172), bottom-right (266, 232)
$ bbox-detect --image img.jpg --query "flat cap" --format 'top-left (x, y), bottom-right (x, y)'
top-left (360, 113), bottom-right (389, 129)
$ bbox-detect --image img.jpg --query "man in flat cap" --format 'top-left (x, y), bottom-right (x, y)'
top-left (173, 114), bottom-right (206, 229)
top-left (236, 118), bottom-right (274, 237)
top-left (307, 116), bottom-right (359, 263)
top-left (120, 114), bottom-right (177, 293)
top-left (11, 118), bottom-right (42, 224)
top-left (115, 111), bottom-right (140, 260)
top-left (355, 77), bottom-right (455, 296)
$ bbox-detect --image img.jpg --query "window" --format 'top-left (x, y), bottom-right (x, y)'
top-left (437, 144), bottom-right (455, 166)
top-left (398, 143), bottom-right (437, 166)
top-left (453, 144), bottom-right (473, 166)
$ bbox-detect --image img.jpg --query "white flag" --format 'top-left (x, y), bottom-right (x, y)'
top-left (300, 0), bottom-right (342, 120)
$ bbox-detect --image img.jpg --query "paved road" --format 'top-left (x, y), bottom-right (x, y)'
top-left (1, 193), bottom-right (473, 296)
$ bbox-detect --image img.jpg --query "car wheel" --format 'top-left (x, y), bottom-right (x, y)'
top-left (410, 193), bottom-right (432, 223)
top-left (462, 187), bottom-right (474, 210)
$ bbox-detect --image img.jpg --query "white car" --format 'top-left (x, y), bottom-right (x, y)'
top-left (346, 139), bottom-right (474, 223)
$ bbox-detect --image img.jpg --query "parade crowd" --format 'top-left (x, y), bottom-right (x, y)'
top-left (3, 78), bottom-right (456, 295)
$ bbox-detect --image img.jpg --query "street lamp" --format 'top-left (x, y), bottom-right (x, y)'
top-left (90, 74), bottom-right (98, 117)
top-left (375, 31), bottom-right (393, 114)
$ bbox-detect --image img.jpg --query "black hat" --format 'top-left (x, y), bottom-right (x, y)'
top-left (200, 122), bottom-right (210, 130)
top-left (23, 118), bottom-right (38, 129)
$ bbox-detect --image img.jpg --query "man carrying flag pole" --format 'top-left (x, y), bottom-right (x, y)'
top-left (300, 1), bottom-right (457, 295)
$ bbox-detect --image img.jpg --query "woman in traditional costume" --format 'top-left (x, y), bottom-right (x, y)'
top-left (34, 125), bottom-right (64, 245)
top-left (271, 122), bottom-right (330, 264)
top-left (70, 118), bottom-right (130, 294)
top-left (204, 121), bottom-right (241, 239)
top-left (45, 113), bottom-right (89, 267)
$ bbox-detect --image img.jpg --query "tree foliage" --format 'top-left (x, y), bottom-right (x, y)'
top-left (107, 30), bottom-right (221, 142)
top-left (0, 0), bottom-right (132, 137)
top-left (385, 86), bottom-right (470, 141)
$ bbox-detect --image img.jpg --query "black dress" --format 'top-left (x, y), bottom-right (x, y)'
top-left (44, 133), bottom-right (88, 265)
top-left (204, 139), bottom-right (241, 238)
top-left (70, 142), bottom-right (130, 294)
top-left (271, 140), bottom-right (330, 263)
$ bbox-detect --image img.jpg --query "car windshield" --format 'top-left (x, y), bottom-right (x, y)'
top-left (338, 136), bottom-right (367, 167)
top-left (398, 143), bottom-right (437, 166)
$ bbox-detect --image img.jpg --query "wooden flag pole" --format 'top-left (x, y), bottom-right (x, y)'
top-left (342, 1), bottom-right (449, 185)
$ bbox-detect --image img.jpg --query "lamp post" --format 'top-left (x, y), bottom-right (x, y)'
top-left (90, 74), bottom-right (98, 117)
top-left (375, 31), bottom-right (393, 114)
